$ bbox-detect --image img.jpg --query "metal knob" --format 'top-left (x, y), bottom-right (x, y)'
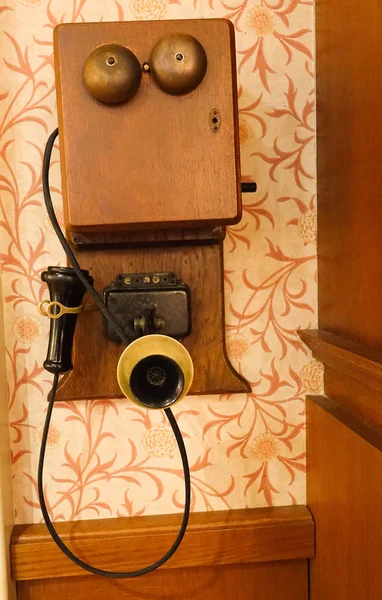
top-left (241, 182), bottom-right (257, 193)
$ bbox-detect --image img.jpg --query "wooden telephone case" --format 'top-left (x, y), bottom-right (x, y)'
top-left (53, 18), bottom-right (250, 400)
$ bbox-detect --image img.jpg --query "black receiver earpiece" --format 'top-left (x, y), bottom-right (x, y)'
top-left (41, 266), bottom-right (93, 374)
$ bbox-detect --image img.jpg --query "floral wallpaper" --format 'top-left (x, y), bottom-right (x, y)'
top-left (0, 0), bottom-right (318, 524)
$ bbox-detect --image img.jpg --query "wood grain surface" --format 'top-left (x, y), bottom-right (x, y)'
top-left (299, 330), bottom-right (382, 391)
top-left (324, 367), bottom-right (382, 434)
top-left (54, 19), bottom-right (241, 232)
top-left (316, 0), bottom-right (382, 352)
top-left (307, 396), bottom-right (382, 599)
top-left (70, 226), bottom-right (226, 248)
top-left (11, 506), bottom-right (314, 581)
top-left (56, 243), bottom-right (250, 400)
top-left (11, 506), bottom-right (314, 600)
top-left (299, 329), bottom-right (382, 431)
top-left (16, 560), bottom-right (308, 600)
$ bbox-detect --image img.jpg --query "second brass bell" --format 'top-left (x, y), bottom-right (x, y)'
top-left (149, 33), bottom-right (207, 95)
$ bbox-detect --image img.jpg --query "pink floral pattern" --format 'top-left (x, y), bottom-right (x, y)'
top-left (0, 0), bottom-right (315, 524)
top-left (251, 432), bottom-right (279, 461)
top-left (33, 420), bottom-right (61, 449)
top-left (130, 0), bottom-right (168, 20)
top-left (246, 6), bottom-right (275, 36)
top-left (12, 314), bottom-right (41, 344)
top-left (298, 210), bottom-right (316, 244)
top-left (142, 424), bottom-right (176, 458)
top-left (301, 359), bottom-right (323, 394)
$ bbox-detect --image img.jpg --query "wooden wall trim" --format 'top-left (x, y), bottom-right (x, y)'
top-left (299, 329), bottom-right (382, 392)
top-left (10, 506), bottom-right (314, 582)
top-left (307, 395), bottom-right (382, 452)
top-left (299, 329), bottom-right (382, 431)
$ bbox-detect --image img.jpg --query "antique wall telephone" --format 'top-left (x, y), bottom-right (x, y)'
top-left (37, 18), bottom-right (254, 578)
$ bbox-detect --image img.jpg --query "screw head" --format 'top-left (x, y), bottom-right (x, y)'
top-left (124, 277), bottom-right (132, 285)
top-left (143, 276), bottom-right (151, 284)
top-left (152, 275), bottom-right (160, 284)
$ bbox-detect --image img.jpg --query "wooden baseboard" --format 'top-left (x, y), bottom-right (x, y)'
top-left (10, 506), bottom-right (314, 582)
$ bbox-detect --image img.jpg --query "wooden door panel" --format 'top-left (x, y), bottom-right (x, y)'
top-left (307, 396), bottom-right (382, 600)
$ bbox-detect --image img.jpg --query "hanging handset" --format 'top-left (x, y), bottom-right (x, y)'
top-left (40, 267), bottom-right (93, 374)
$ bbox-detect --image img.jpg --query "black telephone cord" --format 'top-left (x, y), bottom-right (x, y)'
top-left (38, 128), bottom-right (191, 578)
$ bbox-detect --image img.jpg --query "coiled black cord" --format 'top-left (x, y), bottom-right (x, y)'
top-left (38, 128), bottom-right (191, 578)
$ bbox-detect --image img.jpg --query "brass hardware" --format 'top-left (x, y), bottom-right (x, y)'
top-left (142, 62), bottom-right (150, 73)
top-left (149, 34), bottom-right (207, 96)
top-left (152, 275), bottom-right (161, 284)
top-left (83, 43), bottom-right (142, 104)
top-left (38, 300), bottom-right (83, 319)
top-left (38, 300), bottom-right (96, 319)
top-left (209, 108), bottom-right (221, 132)
top-left (155, 317), bottom-right (165, 329)
top-left (134, 316), bottom-right (146, 331)
top-left (134, 315), bottom-right (164, 331)
top-left (124, 276), bottom-right (132, 285)
top-left (143, 276), bottom-right (151, 283)
top-left (117, 334), bottom-right (194, 409)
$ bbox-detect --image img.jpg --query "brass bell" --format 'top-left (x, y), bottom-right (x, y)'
top-left (117, 335), bottom-right (194, 409)
top-left (149, 34), bottom-right (207, 96)
top-left (83, 43), bottom-right (142, 104)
